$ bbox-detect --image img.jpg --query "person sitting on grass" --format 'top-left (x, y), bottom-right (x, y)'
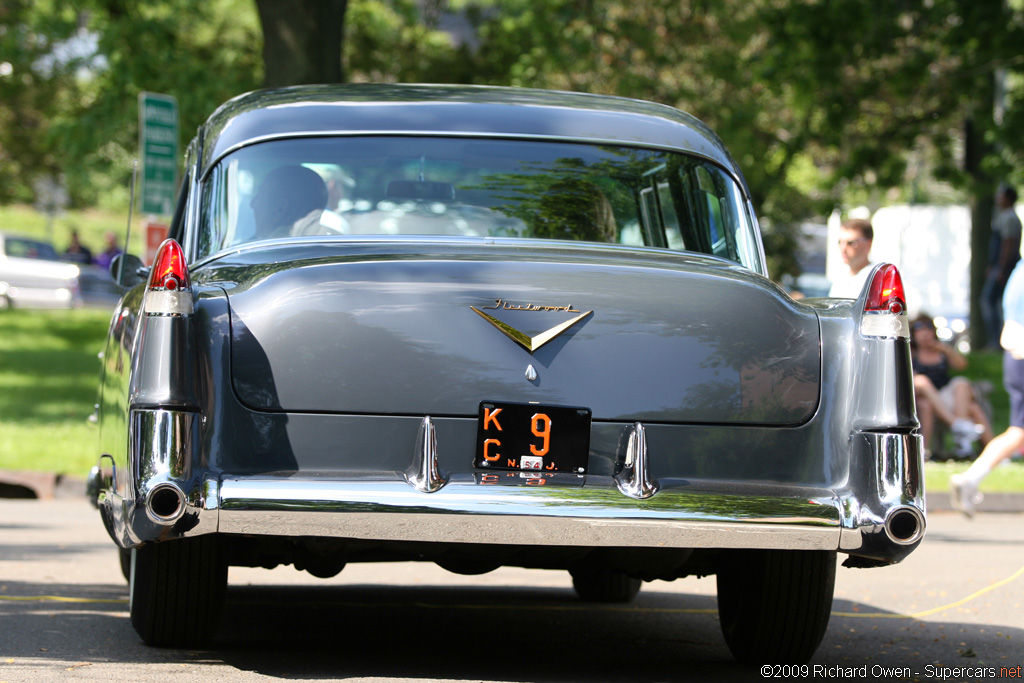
top-left (911, 315), bottom-right (992, 458)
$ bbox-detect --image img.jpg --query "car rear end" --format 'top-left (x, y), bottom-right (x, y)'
top-left (90, 85), bottom-right (923, 659)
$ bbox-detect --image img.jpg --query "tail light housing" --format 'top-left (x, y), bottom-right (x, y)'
top-left (143, 239), bottom-right (193, 316)
top-left (861, 264), bottom-right (909, 339)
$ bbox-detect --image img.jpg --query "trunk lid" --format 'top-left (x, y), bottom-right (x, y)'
top-left (212, 241), bottom-right (820, 425)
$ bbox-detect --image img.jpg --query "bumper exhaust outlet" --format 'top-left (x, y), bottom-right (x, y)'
top-left (145, 483), bottom-right (186, 524)
top-left (884, 506), bottom-right (925, 545)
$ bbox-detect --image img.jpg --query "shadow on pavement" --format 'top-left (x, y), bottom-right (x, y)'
top-left (2, 580), bottom-right (1022, 681)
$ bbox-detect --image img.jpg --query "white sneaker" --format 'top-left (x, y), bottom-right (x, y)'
top-left (951, 419), bottom-right (984, 458)
top-left (949, 474), bottom-right (982, 518)
top-left (951, 418), bottom-right (984, 440)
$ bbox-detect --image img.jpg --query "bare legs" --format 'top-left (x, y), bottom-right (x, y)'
top-left (950, 426), bottom-right (1024, 517)
top-left (914, 375), bottom-right (993, 455)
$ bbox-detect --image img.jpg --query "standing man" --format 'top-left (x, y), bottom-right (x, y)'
top-left (981, 184), bottom-right (1022, 348)
top-left (829, 218), bottom-right (874, 298)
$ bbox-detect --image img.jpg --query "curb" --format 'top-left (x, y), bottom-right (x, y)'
top-left (926, 492), bottom-right (1024, 514)
top-left (0, 470), bottom-right (87, 500)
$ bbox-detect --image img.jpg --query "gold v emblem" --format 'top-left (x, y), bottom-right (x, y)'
top-left (470, 307), bottom-right (593, 353)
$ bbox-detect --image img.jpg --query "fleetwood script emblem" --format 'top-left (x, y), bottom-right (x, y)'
top-left (471, 299), bottom-right (593, 353)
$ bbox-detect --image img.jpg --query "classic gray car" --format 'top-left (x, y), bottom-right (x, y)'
top-left (89, 84), bottom-right (924, 662)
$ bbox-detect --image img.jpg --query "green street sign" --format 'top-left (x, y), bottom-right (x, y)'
top-left (139, 92), bottom-right (179, 216)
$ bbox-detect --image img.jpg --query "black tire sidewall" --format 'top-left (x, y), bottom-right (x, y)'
top-left (129, 536), bottom-right (227, 647)
top-left (717, 549), bottom-right (836, 663)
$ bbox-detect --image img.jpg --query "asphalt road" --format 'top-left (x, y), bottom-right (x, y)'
top-left (1, 498), bottom-right (1022, 683)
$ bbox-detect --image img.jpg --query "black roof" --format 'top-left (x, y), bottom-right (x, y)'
top-left (197, 84), bottom-right (744, 183)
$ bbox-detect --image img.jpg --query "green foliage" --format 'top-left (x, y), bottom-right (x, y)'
top-left (0, 0), bottom-right (262, 209)
top-left (0, 1), bottom-right (84, 203)
top-left (459, 0), bottom-right (1024, 279)
top-left (347, 0), bottom-right (472, 83)
top-left (5, 0), bottom-right (1024, 282)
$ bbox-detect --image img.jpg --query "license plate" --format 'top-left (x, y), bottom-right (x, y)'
top-left (474, 401), bottom-right (591, 474)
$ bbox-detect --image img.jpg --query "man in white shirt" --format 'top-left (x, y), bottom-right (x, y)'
top-left (828, 218), bottom-right (874, 298)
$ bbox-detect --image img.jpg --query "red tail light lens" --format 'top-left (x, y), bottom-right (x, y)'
top-left (148, 239), bottom-right (190, 291)
top-left (144, 239), bottom-right (193, 316)
top-left (864, 264), bottom-right (905, 314)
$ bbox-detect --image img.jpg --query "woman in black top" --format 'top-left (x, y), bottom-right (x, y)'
top-left (911, 315), bottom-right (992, 457)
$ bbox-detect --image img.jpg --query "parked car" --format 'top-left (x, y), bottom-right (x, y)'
top-left (0, 232), bottom-right (81, 309)
top-left (0, 231), bottom-right (124, 310)
top-left (88, 84), bottom-right (925, 662)
top-left (74, 262), bottom-right (124, 309)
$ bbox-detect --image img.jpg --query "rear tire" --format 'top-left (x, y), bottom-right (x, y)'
top-left (570, 568), bottom-right (642, 603)
top-left (717, 550), bottom-right (835, 663)
top-left (119, 547), bottom-right (131, 582)
top-left (129, 536), bottom-right (227, 647)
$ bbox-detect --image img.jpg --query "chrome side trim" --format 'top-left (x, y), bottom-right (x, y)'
top-left (131, 409), bottom-right (197, 491)
top-left (839, 431), bottom-right (926, 555)
top-left (118, 408), bottom-right (218, 545)
top-left (143, 290), bottom-right (195, 316)
top-left (404, 416), bottom-right (449, 493)
top-left (217, 478), bottom-right (841, 550)
top-left (861, 310), bottom-right (910, 339)
top-left (615, 422), bottom-right (659, 499)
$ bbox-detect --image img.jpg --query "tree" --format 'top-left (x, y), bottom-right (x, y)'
top-left (0, 0), bottom-right (89, 204)
top-left (463, 0), bottom-right (1024, 287)
top-left (0, 0), bottom-right (263, 207)
top-left (345, 0), bottom-right (471, 84)
top-left (255, 0), bottom-right (346, 86)
top-left (73, 0), bottom-right (263, 205)
top-left (0, 0), bottom-right (464, 207)
top-left (4, 0), bottom-right (1024, 306)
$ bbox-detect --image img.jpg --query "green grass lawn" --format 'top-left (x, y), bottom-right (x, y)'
top-left (0, 308), bottom-right (112, 476)
top-left (0, 305), bottom-right (1022, 491)
top-left (925, 458), bottom-right (1024, 494)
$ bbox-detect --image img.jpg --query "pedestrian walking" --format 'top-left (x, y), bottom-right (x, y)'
top-left (951, 254), bottom-right (1024, 516)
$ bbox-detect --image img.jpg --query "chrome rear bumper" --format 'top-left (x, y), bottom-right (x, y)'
top-left (216, 478), bottom-right (843, 550)
top-left (95, 409), bottom-right (925, 565)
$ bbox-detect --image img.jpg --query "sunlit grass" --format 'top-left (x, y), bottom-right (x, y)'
top-left (925, 458), bottom-right (1024, 494)
top-left (0, 309), bottom-right (111, 475)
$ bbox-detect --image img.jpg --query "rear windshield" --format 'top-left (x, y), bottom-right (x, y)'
top-left (193, 137), bottom-right (762, 270)
top-left (4, 237), bottom-right (59, 260)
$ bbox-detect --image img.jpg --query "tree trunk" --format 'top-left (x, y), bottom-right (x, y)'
top-left (964, 76), bottom-right (996, 350)
top-left (255, 0), bottom-right (347, 87)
